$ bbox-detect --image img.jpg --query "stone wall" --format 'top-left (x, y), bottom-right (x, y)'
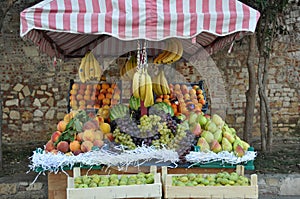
top-left (0, 0), bottom-right (299, 146)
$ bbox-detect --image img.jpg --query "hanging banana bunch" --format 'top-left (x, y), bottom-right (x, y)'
top-left (131, 40), bottom-right (154, 107)
top-left (153, 38), bottom-right (183, 64)
top-left (78, 52), bottom-right (103, 83)
top-left (120, 54), bottom-right (137, 80)
top-left (152, 68), bottom-right (170, 96)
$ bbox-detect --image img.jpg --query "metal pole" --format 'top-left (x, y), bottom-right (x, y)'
top-left (0, 84), bottom-right (2, 169)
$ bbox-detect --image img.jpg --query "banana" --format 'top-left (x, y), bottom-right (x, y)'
top-left (132, 70), bottom-right (140, 98)
top-left (160, 70), bottom-right (170, 95)
top-left (144, 71), bottom-right (154, 107)
top-left (89, 53), bottom-right (95, 79)
top-left (153, 40), bottom-right (171, 64)
top-left (92, 53), bottom-right (102, 81)
top-left (84, 52), bottom-right (91, 81)
top-left (170, 39), bottom-right (183, 63)
top-left (125, 56), bottom-right (133, 79)
top-left (152, 72), bottom-right (163, 96)
top-left (162, 39), bottom-right (178, 64)
top-left (157, 41), bottom-right (173, 64)
top-left (139, 69), bottom-right (146, 101)
top-left (78, 54), bottom-right (87, 83)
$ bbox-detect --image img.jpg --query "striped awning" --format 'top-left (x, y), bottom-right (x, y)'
top-left (20, 0), bottom-right (260, 58)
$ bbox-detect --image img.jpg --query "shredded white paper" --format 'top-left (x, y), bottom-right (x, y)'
top-left (186, 150), bottom-right (257, 168)
top-left (28, 145), bottom-right (179, 175)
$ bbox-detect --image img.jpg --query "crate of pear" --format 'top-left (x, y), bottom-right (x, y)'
top-left (162, 165), bottom-right (258, 199)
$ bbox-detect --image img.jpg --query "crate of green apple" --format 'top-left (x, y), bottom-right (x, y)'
top-left (67, 166), bottom-right (162, 199)
top-left (162, 165), bottom-right (258, 199)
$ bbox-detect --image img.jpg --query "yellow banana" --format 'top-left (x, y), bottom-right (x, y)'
top-left (160, 70), bottom-right (170, 95)
top-left (84, 52), bottom-right (91, 81)
top-left (132, 70), bottom-right (140, 98)
top-left (170, 39), bottom-right (183, 63)
top-left (144, 71), bottom-right (154, 107)
top-left (78, 54), bottom-right (87, 83)
top-left (152, 72), bottom-right (163, 96)
top-left (92, 53), bottom-right (102, 81)
top-left (157, 41), bottom-right (173, 64)
top-left (153, 40), bottom-right (171, 64)
top-left (139, 69), bottom-right (146, 101)
top-left (89, 53), bottom-right (95, 79)
top-left (162, 39), bottom-right (178, 64)
top-left (125, 56), bottom-right (133, 79)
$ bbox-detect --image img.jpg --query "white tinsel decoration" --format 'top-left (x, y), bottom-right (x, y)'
top-left (186, 150), bottom-right (257, 167)
top-left (28, 145), bottom-right (179, 174)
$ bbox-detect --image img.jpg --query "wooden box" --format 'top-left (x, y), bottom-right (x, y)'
top-left (67, 166), bottom-right (162, 199)
top-left (162, 165), bottom-right (258, 199)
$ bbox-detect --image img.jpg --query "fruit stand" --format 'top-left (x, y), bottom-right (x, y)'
top-left (20, 0), bottom-right (261, 198)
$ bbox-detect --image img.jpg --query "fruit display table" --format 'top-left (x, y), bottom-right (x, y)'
top-left (47, 166), bottom-right (236, 199)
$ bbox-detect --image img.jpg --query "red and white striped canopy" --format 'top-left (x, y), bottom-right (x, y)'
top-left (20, 0), bottom-right (260, 58)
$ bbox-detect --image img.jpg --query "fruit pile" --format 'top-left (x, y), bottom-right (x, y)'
top-left (109, 101), bottom-right (196, 158)
top-left (69, 82), bottom-right (121, 114)
top-left (191, 113), bottom-right (250, 157)
top-left (172, 171), bottom-right (250, 186)
top-left (45, 110), bottom-right (113, 155)
top-left (155, 84), bottom-right (206, 116)
top-left (74, 172), bottom-right (155, 188)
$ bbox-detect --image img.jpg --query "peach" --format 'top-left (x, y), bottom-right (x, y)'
top-left (104, 133), bottom-right (114, 142)
top-left (45, 140), bottom-right (55, 152)
top-left (93, 139), bottom-right (104, 148)
top-left (76, 132), bottom-right (84, 142)
top-left (64, 113), bottom-right (72, 123)
top-left (83, 121), bottom-right (98, 131)
top-left (73, 149), bottom-right (82, 156)
top-left (57, 120), bottom-right (68, 132)
top-left (57, 141), bottom-right (69, 153)
top-left (51, 131), bottom-right (62, 143)
top-left (81, 141), bottom-right (93, 152)
top-left (83, 129), bottom-right (95, 142)
top-left (94, 130), bottom-right (104, 140)
top-left (70, 140), bottom-right (81, 152)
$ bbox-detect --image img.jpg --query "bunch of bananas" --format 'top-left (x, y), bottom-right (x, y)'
top-left (120, 55), bottom-right (137, 80)
top-left (153, 38), bottom-right (183, 64)
top-left (132, 68), bottom-right (154, 107)
top-left (78, 52), bottom-right (102, 83)
top-left (152, 69), bottom-right (170, 96)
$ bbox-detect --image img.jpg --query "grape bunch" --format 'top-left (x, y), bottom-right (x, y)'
top-left (114, 116), bottom-right (141, 137)
top-left (131, 134), bottom-right (160, 147)
top-left (167, 121), bottom-right (196, 160)
top-left (152, 122), bottom-right (174, 148)
top-left (137, 115), bottom-right (162, 138)
top-left (165, 113), bottom-right (178, 134)
top-left (112, 128), bottom-right (136, 150)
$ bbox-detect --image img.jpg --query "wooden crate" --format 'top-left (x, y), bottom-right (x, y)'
top-left (162, 165), bottom-right (258, 199)
top-left (67, 166), bottom-right (162, 199)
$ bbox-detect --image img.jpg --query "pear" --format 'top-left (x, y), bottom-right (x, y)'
top-left (191, 123), bottom-right (202, 136)
top-left (233, 138), bottom-right (243, 150)
top-left (206, 121), bottom-right (218, 133)
top-left (201, 130), bottom-right (214, 143)
top-left (229, 127), bottom-right (236, 135)
top-left (214, 129), bottom-right (223, 143)
top-left (197, 137), bottom-right (210, 152)
top-left (241, 140), bottom-right (250, 151)
top-left (223, 131), bottom-right (235, 143)
top-left (188, 112), bottom-right (198, 126)
top-left (222, 137), bottom-right (233, 152)
top-left (210, 139), bottom-right (222, 153)
top-left (197, 114), bottom-right (207, 128)
top-left (234, 145), bottom-right (245, 157)
top-left (212, 114), bottom-right (225, 128)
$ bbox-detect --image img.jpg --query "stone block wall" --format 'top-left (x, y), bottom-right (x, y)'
top-left (0, 0), bottom-right (299, 146)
